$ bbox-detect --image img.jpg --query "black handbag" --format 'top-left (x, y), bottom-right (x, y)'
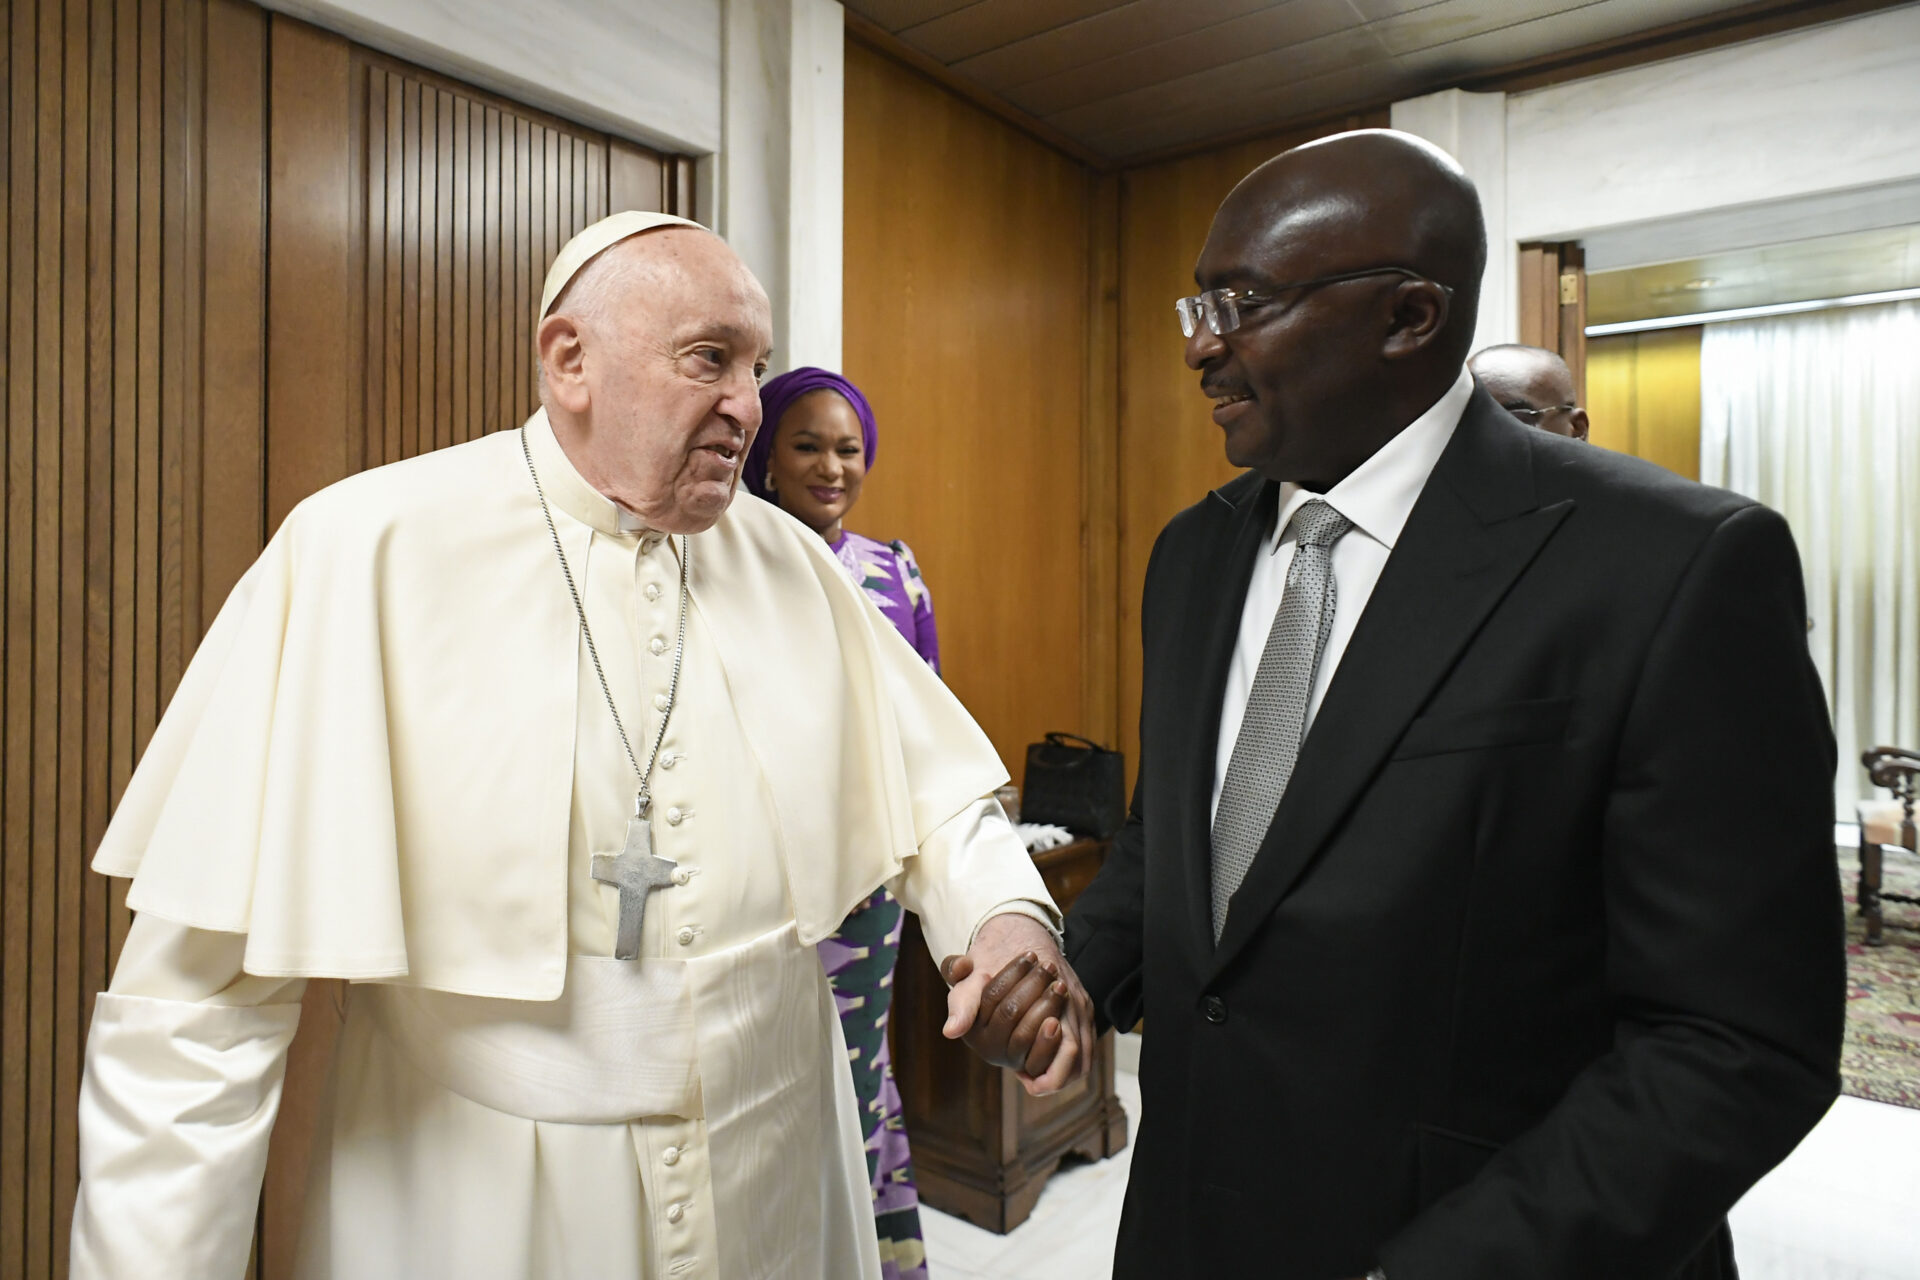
top-left (1020, 733), bottom-right (1126, 839)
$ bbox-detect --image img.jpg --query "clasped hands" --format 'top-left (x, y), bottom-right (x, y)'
top-left (940, 912), bottom-right (1095, 1095)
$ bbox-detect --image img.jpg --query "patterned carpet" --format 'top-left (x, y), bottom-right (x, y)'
top-left (1839, 844), bottom-right (1920, 1109)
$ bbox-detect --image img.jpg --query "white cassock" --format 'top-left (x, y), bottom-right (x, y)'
top-left (70, 409), bottom-right (1056, 1279)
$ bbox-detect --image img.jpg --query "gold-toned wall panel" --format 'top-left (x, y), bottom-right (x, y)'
top-left (1586, 326), bottom-right (1703, 481)
top-left (843, 41), bottom-right (1098, 775)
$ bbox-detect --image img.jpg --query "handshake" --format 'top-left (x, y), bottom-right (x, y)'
top-left (938, 913), bottom-right (1097, 1096)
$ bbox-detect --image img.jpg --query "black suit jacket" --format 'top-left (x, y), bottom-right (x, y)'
top-left (1066, 387), bottom-right (1844, 1280)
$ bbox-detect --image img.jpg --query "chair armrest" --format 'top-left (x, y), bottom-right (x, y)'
top-left (1862, 746), bottom-right (1920, 794)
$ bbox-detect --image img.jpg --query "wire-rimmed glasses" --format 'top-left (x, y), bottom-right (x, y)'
top-left (1498, 403), bottom-right (1579, 425)
top-left (1175, 267), bottom-right (1452, 338)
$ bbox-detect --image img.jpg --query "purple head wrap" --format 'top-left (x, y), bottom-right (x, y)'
top-left (743, 367), bottom-right (879, 502)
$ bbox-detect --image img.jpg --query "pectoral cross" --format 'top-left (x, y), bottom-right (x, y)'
top-left (591, 798), bottom-right (678, 961)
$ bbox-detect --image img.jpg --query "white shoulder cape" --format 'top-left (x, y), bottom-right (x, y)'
top-left (94, 419), bottom-right (1008, 999)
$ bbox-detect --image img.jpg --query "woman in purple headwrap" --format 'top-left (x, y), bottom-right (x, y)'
top-left (745, 367), bottom-right (935, 1280)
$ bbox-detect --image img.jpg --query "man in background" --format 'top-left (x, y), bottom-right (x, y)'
top-left (1470, 342), bottom-right (1590, 440)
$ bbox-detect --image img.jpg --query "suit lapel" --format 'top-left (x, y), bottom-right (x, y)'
top-left (1179, 473), bottom-right (1275, 955)
top-left (1207, 392), bottom-right (1574, 978)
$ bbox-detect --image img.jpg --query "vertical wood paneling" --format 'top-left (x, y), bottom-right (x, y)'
top-left (843, 41), bottom-right (1093, 775)
top-left (51, 3), bottom-right (93, 1271)
top-left (4, 1), bottom-right (35, 1268)
top-left (1082, 173), bottom-right (1120, 755)
top-left (336, 49), bottom-right (660, 467)
top-left (264, 15), bottom-right (351, 527)
top-left (609, 138), bottom-right (665, 215)
top-left (77, 12), bottom-right (117, 1269)
top-left (199, 0), bottom-right (264, 626)
top-left (28, 4), bottom-right (65, 1273)
top-left (3, 2), bottom-right (268, 1273)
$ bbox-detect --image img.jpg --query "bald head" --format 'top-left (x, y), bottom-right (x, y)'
top-left (1186, 128), bottom-right (1488, 489)
top-left (1218, 129), bottom-right (1486, 351)
top-left (1469, 344), bottom-right (1588, 441)
top-left (537, 225), bottom-right (773, 534)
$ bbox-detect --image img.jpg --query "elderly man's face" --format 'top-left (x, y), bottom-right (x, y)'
top-left (543, 231), bottom-right (773, 533)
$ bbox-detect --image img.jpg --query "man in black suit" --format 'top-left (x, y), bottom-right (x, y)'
top-left (1062, 130), bottom-right (1844, 1279)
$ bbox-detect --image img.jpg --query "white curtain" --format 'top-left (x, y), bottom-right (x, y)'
top-left (1699, 300), bottom-right (1920, 818)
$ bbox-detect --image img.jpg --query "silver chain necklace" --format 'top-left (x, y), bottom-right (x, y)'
top-left (523, 427), bottom-right (691, 960)
top-left (521, 427), bottom-right (689, 820)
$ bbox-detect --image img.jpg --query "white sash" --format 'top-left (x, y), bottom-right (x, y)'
top-left (365, 953), bottom-right (700, 1124)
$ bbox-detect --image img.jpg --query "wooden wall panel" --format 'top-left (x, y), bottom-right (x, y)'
top-left (843, 40), bottom-right (1096, 776)
top-left (1112, 113), bottom-right (1387, 787)
top-left (1586, 326), bottom-right (1704, 481)
top-left (333, 49), bottom-right (676, 477)
top-left (2, 2), bottom-right (267, 1275)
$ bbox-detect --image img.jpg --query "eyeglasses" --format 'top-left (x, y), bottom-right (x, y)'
top-left (1175, 267), bottom-right (1451, 338)
top-left (1499, 403), bottom-right (1578, 425)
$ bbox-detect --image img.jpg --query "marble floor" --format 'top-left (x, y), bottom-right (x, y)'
top-left (920, 1061), bottom-right (1920, 1280)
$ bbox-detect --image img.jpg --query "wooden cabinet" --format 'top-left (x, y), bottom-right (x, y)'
top-left (892, 838), bottom-right (1129, 1232)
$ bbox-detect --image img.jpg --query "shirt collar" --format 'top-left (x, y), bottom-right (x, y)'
top-left (524, 408), bottom-right (658, 541)
top-left (1270, 365), bottom-right (1474, 555)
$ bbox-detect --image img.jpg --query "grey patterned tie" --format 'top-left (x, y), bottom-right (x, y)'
top-left (1210, 499), bottom-right (1353, 941)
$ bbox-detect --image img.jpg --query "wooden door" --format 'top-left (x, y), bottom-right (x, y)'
top-left (1517, 240), bottom-right (1589, 404)
top-left (2, 3), bottom-right (689, 1275)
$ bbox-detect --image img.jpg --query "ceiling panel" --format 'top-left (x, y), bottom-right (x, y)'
top-left (898, 0), bottom-right (1126, 63)
top-left (1363, 0), bottom-right (1601, 58)
top-left (851, 0), bottom-right (1798, 163)
top-left (952, 0), bottom-right (1277, 94)
top-left (844, 0), bottom-right (979, 33)
top-left (1587, 224), bottom-right (1920, 324)
top-left (1082, 57), bottom-right (1426, 157)
top-left (1004, 0), bottom-right (1361, 118)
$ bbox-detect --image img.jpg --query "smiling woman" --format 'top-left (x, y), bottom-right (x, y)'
top-left (742, 365), bottom-right (941, 1279)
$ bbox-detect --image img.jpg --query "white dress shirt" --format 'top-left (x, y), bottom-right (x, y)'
top-left (1210, 368), bottom-right (1475, 826)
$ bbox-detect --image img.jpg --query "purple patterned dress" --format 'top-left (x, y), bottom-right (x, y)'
top-left (818, 530), bottom-right (938, 1279)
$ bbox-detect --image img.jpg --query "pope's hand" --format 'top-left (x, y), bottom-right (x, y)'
top-left (940, 913), bottom-right (1095, 1096)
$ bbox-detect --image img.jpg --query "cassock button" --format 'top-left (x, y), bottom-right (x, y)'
top-left (676, 927), bottom-right (697, 947)
top-left (662, 1145), bottom-right (682, 1166)
top-left (671, 868), bottom-right (692, 886)
top-left (644, 583), bottom-right (662, 601)
top-left (666, 1202), bottom-right (686, 1224)
top-left (654, 693), bottom-right (670, 712)
top-left (1201, 995), bottom-right (1228, 1024)
top-left (666, 807), bottom-right (685, 825)
top-left (661, 753), bottom-right (680, 770)
top-left (649, 637), bottom-right (666, 655)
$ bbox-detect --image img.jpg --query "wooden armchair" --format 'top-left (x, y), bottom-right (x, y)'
top-left (1859, 746), bottom-right (1920, 945)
